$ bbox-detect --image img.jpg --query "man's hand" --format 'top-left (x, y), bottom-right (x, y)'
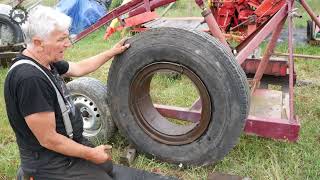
top-left (65, 38), bottom-right (130, 77)
top-left (110, 38), bottom-right (130, 56)
top-left (87, 145), bottom-right (113, 164)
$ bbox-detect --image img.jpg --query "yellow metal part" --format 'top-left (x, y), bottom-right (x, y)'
top-left (109, 0), bottom-right (132, 28)
top-left (208, 0), bottom-right (214, 8)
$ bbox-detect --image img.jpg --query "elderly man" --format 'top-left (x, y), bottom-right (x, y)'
top-left (4, 5), bottom-right (129, 180)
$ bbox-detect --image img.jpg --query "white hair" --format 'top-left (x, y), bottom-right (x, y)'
top-left (21, 5), bottom-right (72, 46)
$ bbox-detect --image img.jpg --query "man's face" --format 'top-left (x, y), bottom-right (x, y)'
top-left (40, 28), bottom-right (71, 62)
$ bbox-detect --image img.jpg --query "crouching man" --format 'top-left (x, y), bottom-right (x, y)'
top-left (4, 5), bottom-right (129, 180)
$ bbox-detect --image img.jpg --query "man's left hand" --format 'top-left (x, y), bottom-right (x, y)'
top-left (110, 38), bottom-right (130, 56)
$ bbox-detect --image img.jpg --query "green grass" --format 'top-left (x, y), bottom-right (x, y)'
top-left (1, 0), bottom-right (320, 179)
top-left (150, 73), bottom-right (199, 107)
top-left (295, 0), bottom-right (320, 28)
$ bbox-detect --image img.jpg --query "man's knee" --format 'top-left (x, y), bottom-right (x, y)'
top-left (98, 160), bottom-right (113, 175)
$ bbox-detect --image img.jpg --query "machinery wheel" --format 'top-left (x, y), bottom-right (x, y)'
top-left (67, 77), bottom-right (115, 143)
top-left (107, 27), bottom-right (250, 166)
top-left (307, 20), bottom-right (314, 42)
top-left (0, 14), bottom-right (23, 46)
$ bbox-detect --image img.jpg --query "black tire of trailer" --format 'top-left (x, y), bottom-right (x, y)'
top-left (107, 27), bottom-right (250, 166)
top-left (0, 14), bottom-right (24, 45)
top-left (67, 77), bottom-right (115, 143)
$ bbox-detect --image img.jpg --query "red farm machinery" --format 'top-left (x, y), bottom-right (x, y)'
top-left (1, 0), bottom-right (320, 166)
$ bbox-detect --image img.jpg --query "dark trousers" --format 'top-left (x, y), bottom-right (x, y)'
top-left (19, 159), bottom-right (113, 180)
top-left (19, 139), bottom-right (113, 180)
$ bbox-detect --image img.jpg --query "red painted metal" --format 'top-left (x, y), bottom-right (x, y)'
top-left (124, 11), bottom-right (159, 27)
top-left (206, 0), bottom-right (287, 41)
top-left (241, 58), bottom-right (288, 77)
top-left (244, 116), bottom-right (300, 141)
top-left (155, 89), bottom-right (300, 142)
top-left (287, 0), bottom-right (295, 122)
top-left (143, 0), bottom-right (151, 12)
top-left (236, 5), bottom-right (288, 64)
top-left (255, 0), bottom-right (286, 17)
top-left (201, 8), bottom-right (230, 48)
top-left (155, 104), bottom-right (200, 123)
top-left (190, 98), bottom-right (202, 111)
top-left (251, 17), bottom-right (286, 91)
top-left (195, 0), bottom-right (231, 48)
top-left (129, 0), bottom-right (176, 16)
top-left (195, 0), bottom-right (205, 8)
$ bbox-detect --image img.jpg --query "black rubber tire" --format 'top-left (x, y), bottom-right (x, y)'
top-left (0, 14), bottom-right (24, 46)
top-left (307, 20), bottom-right (313, 41)
top-left (66, 77), bottom-right (115, 143)
top-left (107, 27), bottom-right (250, 166)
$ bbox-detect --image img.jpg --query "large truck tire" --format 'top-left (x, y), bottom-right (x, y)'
top-left (67, 77), bottom-right (115, 143)
top-left (107, 27), bottom-right (250, 166)
top-left (0, 14), bottom-right (24, 46)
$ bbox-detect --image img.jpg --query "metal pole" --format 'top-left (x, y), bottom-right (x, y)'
top-left (195, 0), bottom-right (230, 49)
top-left (273, 52), bottom-right (320, 60)
top-left (287, 0), bottom-right (295, 122)
top-left (143, 0), bottom-right (151, 12)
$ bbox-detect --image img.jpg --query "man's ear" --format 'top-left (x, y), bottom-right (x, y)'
top-left (32, 36), bottom-right (43, 51)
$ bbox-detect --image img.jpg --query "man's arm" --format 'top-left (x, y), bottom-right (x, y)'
top-left (25, 111), bottom-right (111, 164)
top-left (65, 39), bottom-right (130, 77)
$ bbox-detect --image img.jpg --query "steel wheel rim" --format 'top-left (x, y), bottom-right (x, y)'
top-left (72, 94), bottom-right (102, 137)
top-left (130, 62), bottom-right (212, 145)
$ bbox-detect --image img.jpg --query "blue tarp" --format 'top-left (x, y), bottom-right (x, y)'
top-left (56, 0), bottom-right (107, 34)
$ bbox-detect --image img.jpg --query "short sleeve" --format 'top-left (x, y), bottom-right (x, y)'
top-left (17, 77), bottom-right (55, 117)
top-left (53, 60), bottom-right (69, 75)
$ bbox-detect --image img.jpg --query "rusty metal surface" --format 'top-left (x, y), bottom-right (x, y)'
top-left (129, 62), bottom-right (211, 145)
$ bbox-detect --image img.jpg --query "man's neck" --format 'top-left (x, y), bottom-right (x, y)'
top-left (23, 48), bottom-right (50, 69)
